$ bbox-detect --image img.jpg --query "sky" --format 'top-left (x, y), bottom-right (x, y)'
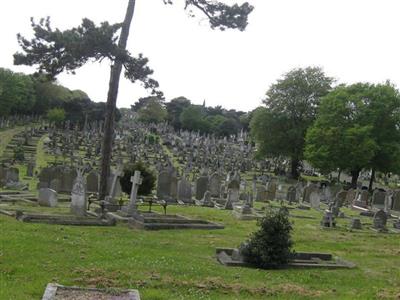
top-left (1, 0), bottom-right (400, 112)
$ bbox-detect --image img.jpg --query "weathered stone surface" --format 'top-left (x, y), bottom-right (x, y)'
top-left (38, 188), bottom-right (58, 207)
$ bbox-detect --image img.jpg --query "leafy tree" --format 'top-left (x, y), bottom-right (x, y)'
top-left (120, 161), bottom-right (156, 196)
top-left (180, 105), bottom-right (210, 133)
top-left (138, 97), bottom-right (167, 124)
top-left (250, 67), bottom-right (333, 179)
top-left (165, 96), bottom-right (191, 129)
top-left (0, 68), bottom-right (36, 116)
top-left (240, 208), bottom-right (294, 269)
top-left (305, 83), bottom-right (400, 188)
top-left (47, 108), bottom-right (66, 126)
top-left (14, 0), bottom-right (253, 200)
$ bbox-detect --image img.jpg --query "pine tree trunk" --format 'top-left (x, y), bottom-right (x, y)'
top-left (350, 169), bottom-right (360, 189)
top-left (368, 168), bottom-right (375, 192)
top-left (290, 158), bottom-right (300, 180)
top-left (99, 0), bottom-right (136, 200)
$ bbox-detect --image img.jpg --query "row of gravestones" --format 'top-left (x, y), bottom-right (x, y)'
top-left (38, 166), bottom-right (122, 197)
top-left (156, 170), bottom-right (243, 204)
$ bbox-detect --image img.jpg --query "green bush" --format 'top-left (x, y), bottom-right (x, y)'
top-left (240, 208), bottom-right (294, 268)
top-left (119, 161), bottom-right (156, 196)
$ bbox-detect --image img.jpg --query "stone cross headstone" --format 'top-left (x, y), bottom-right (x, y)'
top-left (125, 171), bottom-right (142, 215)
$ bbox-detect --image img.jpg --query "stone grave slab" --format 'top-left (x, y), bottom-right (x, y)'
top-left (42, 283), bottom-right (140, 300)
top-left (216, 248), bottom-right (356, 269)
top-left (128, 212), bottom-right (224, 230)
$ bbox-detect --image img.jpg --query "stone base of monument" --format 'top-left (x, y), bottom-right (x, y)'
top-left (42, 283), bottom-right (140, 300)
top-left (216, 248), bottom-right (356, 269)
top-left (14, 211), bottom-right (116, 226)
top-left (232, 205), bottom-right (262, 220)
top-left (194, 200), bottom-right (215, 207)
top-left (128, 211), bottom-right (224, 230)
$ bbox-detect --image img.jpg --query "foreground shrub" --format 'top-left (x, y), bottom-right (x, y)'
top-left (240, 208), bottom-right (294, 268)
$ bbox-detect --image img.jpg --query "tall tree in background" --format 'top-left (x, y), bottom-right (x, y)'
top-left (305, 83), bottom-right (400, 188)
top-left (14, 0), bottom-right (253, 199)
top-left (250, 67), bottom-right (333, 179)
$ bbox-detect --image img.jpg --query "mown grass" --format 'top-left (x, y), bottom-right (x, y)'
top-left (0, 203), bottom-right (399, 300)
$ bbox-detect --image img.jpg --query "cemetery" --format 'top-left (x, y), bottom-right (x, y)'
top-left (1, 1), bottom-right (400, 299)
top-left (0, 112), bottom-right (399, 299)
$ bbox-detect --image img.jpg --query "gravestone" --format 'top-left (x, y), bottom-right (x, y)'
top-left (70, 170), bottom-right (87, 216)
top-left (224, 188), bottom-right (235, 210)
top-left (354, 190), bottom-right (369, 208)
top-left (38, 188), bottom-right (58, 207)
top-left (266, 181), bottom-right (277, 201)
top-left (345, 189), bottom-right (358, 206)
top-left (49, 178), bottom-right (61, 192)
top-left (157, 170), bottom-right (172, 201)
top-left (195, 175), bottom-right (209, 200)
top-left (335, 190), bottom-right (348, 207)
top-left (392, 190), bottom-right (400, 211)
top-left (124, 171), bottom-right (142, 216)
top-left (372, 190), bottom-right (386, 209)
top-left (6, 167), bottom-right (19, 183)
top-left (372, 210), bottom-right (387, 231)
top-left (177, 177), bottom-right (193, 203)
top-left (350, 218), bottom-right (362, 230)
top-left (26, 162), bottom-right (35, 177)
top-left (302, 183), bottom-right (318, 203)
top-left (0, 166), bottom-right (5, 187)
top-left (209, 173), bottom-right (221, 198)
top-left (310, 191), bottom-right (320, 209)
top-left (86, 171), bottom-right (99, 193)
top-left (286, 186), bottom-right (297, 204)
top-left (60, 168), bottom-right (76, 193)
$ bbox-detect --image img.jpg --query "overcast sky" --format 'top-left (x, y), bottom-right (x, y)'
top-left (1, 0), bottom-right (400, 112)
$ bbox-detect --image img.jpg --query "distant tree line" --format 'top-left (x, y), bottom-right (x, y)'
top-left (0, 67), bottom-right (119, 125)
top-left (132, 96), bottom-right (250, 137)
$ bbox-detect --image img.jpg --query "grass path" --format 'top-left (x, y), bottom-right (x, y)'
top-left (0, 126), bottom-right (25, 158)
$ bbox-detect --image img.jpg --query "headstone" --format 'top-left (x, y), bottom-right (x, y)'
top-left (345, 189), bottom-right (358, 206)
top-left (125, 171), bottom-right (142, 215)
top-left (350, 218), bottom-right (362, 230)
top-left (49, 178), bottom-right (61, 192)
top-left (195, 175), bottom-right (209, 200)
top-left (266, 181), bottom-right (277, 201)
top-left (209, 173), bottom-right (221, 198)
top-left (255, 186), bottom-right (267, 202)
top-left (86, 171), bottom-right (99, 193)
top-left (26, 162), bottom-right (35, 177)
top-left (372, 190), bottom-right (386, 209)
top-left (177, 177), bottom-right (193, 203)
top-left (286, 186), bottom-right (297, 204)
top-left (70, 170), bottom-right (87, 216)
top-left (310, 191), bottom-right (320, 209)
top-left (38, 188), bottom-right (58, 207)
top-left (6, 167), bottom-right (19, 183)
top-left (372, 210), bottom-right (387, 231)
top-left (392, 190), bottom-right (400, 211)
top-left (157, 170), bottom-right (172, 201)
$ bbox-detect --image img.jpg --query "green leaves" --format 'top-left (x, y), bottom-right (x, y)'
top-left (14, 17), bottom-right (161, 96)
top-left (165, 0), bottom-right (254, 31)
top-left (305, 82), bottom-right (400, 177)
top-left (251, 67), bottom-right (333, 178)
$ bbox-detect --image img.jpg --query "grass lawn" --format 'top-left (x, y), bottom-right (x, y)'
top-left (0, 202), bottom-right (399, 300)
